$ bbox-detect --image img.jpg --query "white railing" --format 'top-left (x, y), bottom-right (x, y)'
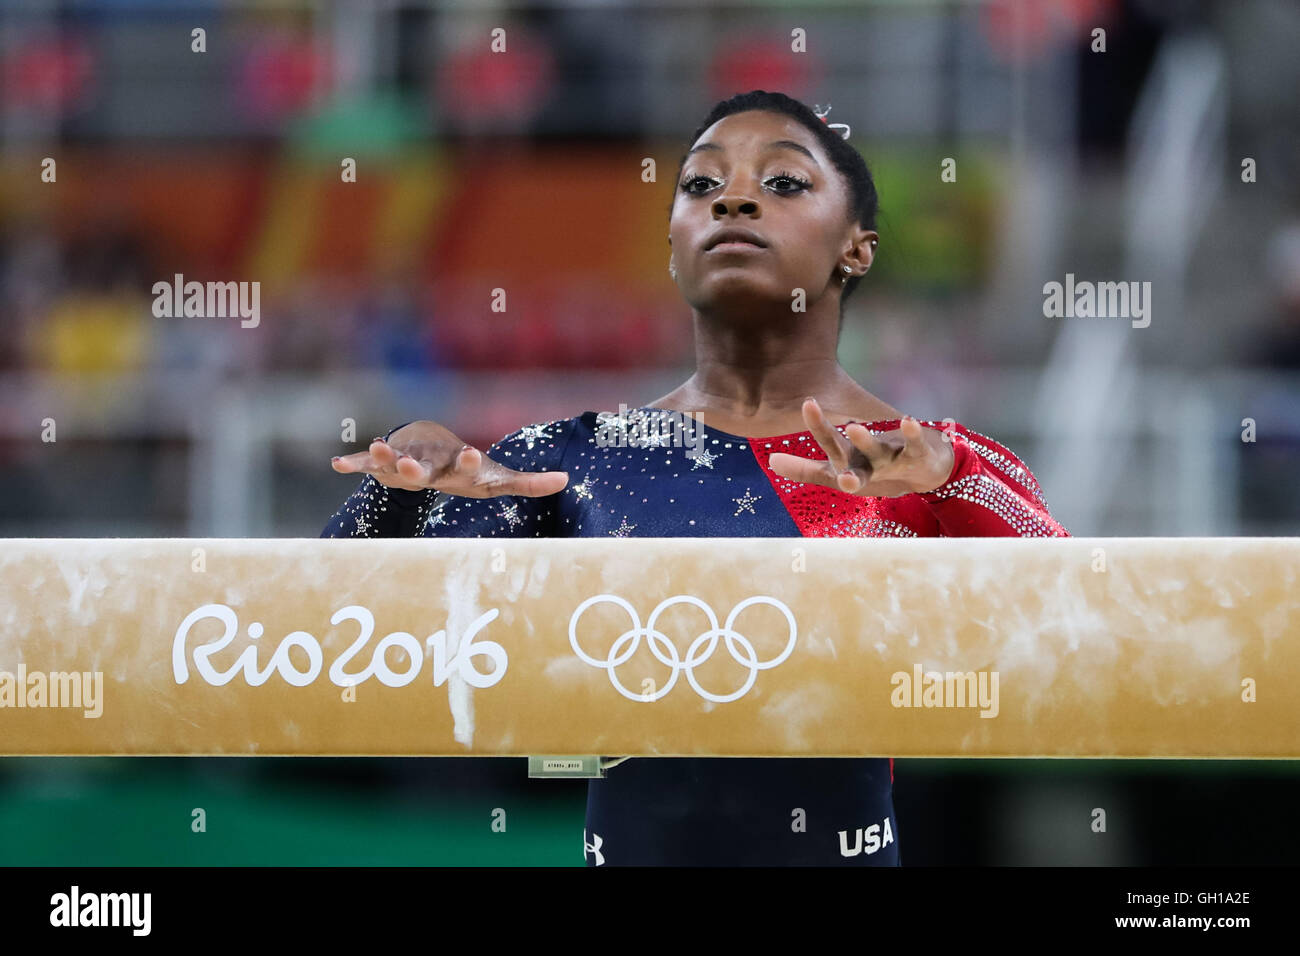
top-left (0, 369), bottom-right (1295, 537)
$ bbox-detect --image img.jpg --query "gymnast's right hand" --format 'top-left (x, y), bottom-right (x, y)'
top-left (329, 420), bottom-right (569, 498)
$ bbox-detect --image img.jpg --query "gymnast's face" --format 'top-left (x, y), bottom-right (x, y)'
top-left (668, 109), bottom-right (870, 313)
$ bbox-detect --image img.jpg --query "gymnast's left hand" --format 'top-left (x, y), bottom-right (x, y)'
top-left (766, 398), bottom-right (956, 498)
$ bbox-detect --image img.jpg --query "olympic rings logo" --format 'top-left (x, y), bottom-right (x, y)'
top-left (568, 594), bottom-right (798, 703)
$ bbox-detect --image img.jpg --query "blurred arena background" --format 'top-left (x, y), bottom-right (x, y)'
top-left (2, 0), bottom-right (1298, 865)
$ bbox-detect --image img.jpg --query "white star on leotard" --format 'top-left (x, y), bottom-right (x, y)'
top-left (689, 447), bottom-right (719, 470)
top-left (354, 514), bottom-right (371, 534)
top-left (516, 424), bottom-right (549, 450)
top-left (609, 517), bottom-right (636, 537)
top-left (499, 503), bottom-right (522, 528)
top-left (570, 475), bottom-right (596, 501)
top-left (733, 489), bottom-right (760, 516)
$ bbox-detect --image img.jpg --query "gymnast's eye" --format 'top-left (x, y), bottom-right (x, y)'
top-left (766, 171), bottom-right (812, 193)
top-left (680, 175), bottom-right (717, 195)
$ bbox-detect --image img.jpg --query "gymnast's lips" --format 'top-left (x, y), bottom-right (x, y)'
top-left (704, 228), bottom-right (768, 252)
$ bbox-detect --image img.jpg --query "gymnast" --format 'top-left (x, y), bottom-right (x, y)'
top-left (323, 90), bottom-right (1069, 866)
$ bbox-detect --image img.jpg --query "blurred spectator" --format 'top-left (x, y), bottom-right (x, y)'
top-left (27, 229), bottom-right (152, 375)
top-left (356, 279), bottom-right (443, 372)
top-left (1241, 222), bottom-right (1300, 369)
top-left (0, 226), bottom-right (61, 371)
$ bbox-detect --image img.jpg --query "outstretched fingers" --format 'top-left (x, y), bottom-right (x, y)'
top-left (844, 422), bottom-right (890, 463)
top-left (329, 437), bottom-right (394, 476)
top-left (500, 468), bottom-right (571, 498)
top-left (443, 448), bottom-right (568, 498)
top-left (331, 438), bottom-right (466, 491)
top-left (844, 416), bottom-right (950, 493)
top-left (802, 397), bottom-right (853, 474)
top-left (897, 416), bottom-right (931, 458)
top-left (767, 451), bottom-right (836, 487)
top-left (404, 443), bottom-right (477, 486)
top-left (767, 398), bottom-right (874, 492)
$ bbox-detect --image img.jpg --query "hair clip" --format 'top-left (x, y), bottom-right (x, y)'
top-left (813, 103), bottom-right (850, 140)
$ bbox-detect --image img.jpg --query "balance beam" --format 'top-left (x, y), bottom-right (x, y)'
top-left (1, 538), bottom-right (1296, 758)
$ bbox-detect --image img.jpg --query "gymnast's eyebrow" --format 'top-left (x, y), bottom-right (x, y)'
top-left (685, 140), bottom-right (821, 166)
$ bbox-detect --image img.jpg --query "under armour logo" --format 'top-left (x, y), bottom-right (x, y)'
top-left (583, 828), bottom-right (605, 866)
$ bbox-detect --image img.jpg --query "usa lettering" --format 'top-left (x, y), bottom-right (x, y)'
top-left (838, 816), bottom-right (895, 858)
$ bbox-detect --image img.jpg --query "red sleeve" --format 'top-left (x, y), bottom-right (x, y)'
top-left (914, 423), bottom-right (1070, 538)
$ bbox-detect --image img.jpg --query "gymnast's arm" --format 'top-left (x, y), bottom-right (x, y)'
top-left (765, 403), bottom-right (1069, 539)
top-left (916, 424), bottom-right (1070, 538)
top-left (320, 418), bottom-right (576, 539)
